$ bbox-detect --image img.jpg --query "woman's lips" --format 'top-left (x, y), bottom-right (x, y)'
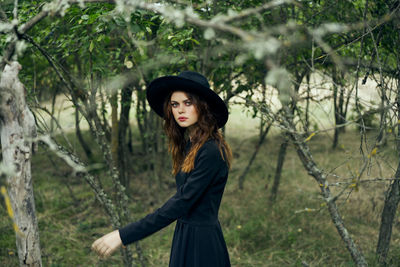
top-left (178, 117), bottom-right (188, 121)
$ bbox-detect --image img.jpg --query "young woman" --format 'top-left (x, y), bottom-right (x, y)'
top-left (92, 71), bottom-right (232, 267)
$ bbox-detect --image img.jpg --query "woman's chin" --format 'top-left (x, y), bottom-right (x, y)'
top-left (177, 121), bottom-right (193, 128)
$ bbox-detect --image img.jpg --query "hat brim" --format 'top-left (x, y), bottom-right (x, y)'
top-left (146, 76), bottom-right (228, 128)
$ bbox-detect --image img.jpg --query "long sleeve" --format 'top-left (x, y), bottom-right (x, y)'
top-left (119, 141), bottom-right (223, 246)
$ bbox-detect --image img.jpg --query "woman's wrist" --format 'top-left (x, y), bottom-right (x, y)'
top-left (91, 229), bottom-right (123, 258)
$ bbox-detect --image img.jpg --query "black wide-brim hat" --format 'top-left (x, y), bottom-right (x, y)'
top-left (146, 71), bottom-right (228, 128)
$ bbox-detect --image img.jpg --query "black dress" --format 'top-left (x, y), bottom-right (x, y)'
top-left (119, 139), bottom-right (231, 267)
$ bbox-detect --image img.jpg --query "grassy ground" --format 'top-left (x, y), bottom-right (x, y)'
top-left (1, 106), bottom-right (399, 266)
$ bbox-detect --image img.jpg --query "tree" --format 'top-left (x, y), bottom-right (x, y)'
top-left (0, 62), bottom-right (42, 266)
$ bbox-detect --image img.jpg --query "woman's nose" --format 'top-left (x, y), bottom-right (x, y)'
top-left (178, 105), bottom-right (185, 113)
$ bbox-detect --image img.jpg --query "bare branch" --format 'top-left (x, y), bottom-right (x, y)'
top-left (13, 0), bottom-right (18, 21)
top-left (281, 107), bottom-right (367, 266)
top-left (37, 135), bottom-right (121, 227)
top-left (213, 0), bottom-right (295, 23)
top-left (329, 178), bottom-right (400, 187)
top-left (32, 105), bottom-right (74, 149)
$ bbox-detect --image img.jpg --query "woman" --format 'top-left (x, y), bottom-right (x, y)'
top-left (92, 71), bottom-right (232, 267)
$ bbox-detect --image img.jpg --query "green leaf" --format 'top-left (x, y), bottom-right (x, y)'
top-left (89, 41), bottom-right (94, 53)
top-left (191, 38), bottom-right (200, 45)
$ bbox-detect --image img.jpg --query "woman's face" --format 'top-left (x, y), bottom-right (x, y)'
top-left (170, 91), bottom-right (199, 128)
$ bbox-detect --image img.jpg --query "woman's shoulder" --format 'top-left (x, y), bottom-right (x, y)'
top-left (196, 139), bottom-right (222, 160)
top-left (202, 138), bottom-right (220, 149)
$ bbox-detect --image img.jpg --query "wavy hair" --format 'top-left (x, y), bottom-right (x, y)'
top-left (163, 91), bottom-right (232, 175)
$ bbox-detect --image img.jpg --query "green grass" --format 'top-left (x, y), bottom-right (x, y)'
top-left (1, 106), bottom-right (399, 266)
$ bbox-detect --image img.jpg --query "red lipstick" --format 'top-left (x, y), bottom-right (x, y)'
top-left (178, 117), bottom-right (188, 121)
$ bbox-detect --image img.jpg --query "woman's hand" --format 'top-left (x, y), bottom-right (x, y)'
top-left (91, 230), bottom-right (123, 258)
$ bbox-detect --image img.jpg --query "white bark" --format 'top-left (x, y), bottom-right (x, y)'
top-left (0, 62), bottom-right (42, 267)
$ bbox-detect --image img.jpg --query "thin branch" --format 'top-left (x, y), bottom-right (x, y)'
top-left (32, 105), bottom-right (73, 149)
top-left (214, 0), bottom-right (295, 23)
top-left (20, 33), bottom-right (88, 113)
top-left (12, 0), bottom-right (18, 21)
top-left (329, 178), bottom-right (400, 187)
top-left (37, 135), bottom-right (121, 227)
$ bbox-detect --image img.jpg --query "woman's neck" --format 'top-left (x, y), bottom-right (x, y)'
top-left (187, 125), bottom-right (196, 141)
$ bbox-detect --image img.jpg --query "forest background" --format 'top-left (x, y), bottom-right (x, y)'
top-left (1, 0), bottom-right (400, 266)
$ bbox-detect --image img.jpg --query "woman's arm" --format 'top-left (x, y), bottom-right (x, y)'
top-left (91, 141), bottom-right (223, 257)
top-left (119, 141), bottom-right (223, 244)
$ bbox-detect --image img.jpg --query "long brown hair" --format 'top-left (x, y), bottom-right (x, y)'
top-left (163, 91), bottom-right (232, 175)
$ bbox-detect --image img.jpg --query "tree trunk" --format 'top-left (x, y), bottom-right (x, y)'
top-left (75, 106), bottom-right (92, 160)
top-left (238, 123), bottom-right (271, 190)
top-left (0, 62), bottom-right (42, 266)
top-left (49, 87), bottom-right (58, 132)
top-left (376, 35), bottom-right (400, 264)
top-left (304, 73), bottom-right (311, 135)
top-left (136, 88), bottom-right (148, 154)
top-left (118, 84), bottom-right (134, 188)
top-left (111, 92), bottom-right (119, 167)
top-left (376, 162), bottom-right (400, 265)
top-left (270, 137), bottom-right (289, 202)
top-left (269, 73), bottom-right (301, 201)
top-left (332, 67), bottom-right (346, 149)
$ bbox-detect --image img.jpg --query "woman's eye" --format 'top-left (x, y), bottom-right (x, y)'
top-left (171, 103), bottom-right (178, 108)
top-left (185, 101), bottom-right (192, 106)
